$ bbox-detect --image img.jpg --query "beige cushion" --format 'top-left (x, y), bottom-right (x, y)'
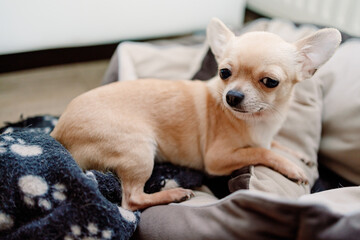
top-left (102, 36), bottom-right (208, 83)
top-left (317, 40), bottom-right (360, 184)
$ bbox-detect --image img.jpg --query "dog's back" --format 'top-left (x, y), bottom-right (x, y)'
top-left (51, 79), bottom-right (209, 171)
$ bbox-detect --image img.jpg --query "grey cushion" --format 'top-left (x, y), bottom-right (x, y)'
top-left (317, 39), bottom-right (360, 184)
top-left (133, 188), bottom-right (360, 240)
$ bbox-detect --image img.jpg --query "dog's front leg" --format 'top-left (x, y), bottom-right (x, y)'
top-left (205, 144), bottom-right (308, 184)
top-left (271, 141), bottom-right (315, 167)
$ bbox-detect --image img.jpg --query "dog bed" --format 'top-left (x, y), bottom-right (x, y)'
top-left (1, 18), bottom-right (359, 239)
top-left (1, 116), bottom-right (359, 240)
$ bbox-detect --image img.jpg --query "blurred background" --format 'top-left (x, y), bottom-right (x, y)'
top-left (0, 0), bottom-right (359, 126)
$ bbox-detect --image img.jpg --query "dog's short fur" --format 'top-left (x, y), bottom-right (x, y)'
top-left (51, 19), bottom-right (341, 210)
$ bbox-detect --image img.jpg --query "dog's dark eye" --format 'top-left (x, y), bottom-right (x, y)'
top-left (219, 68), bottom-right (232, 80)
top-left (260, 77), bottom-right (279, 88)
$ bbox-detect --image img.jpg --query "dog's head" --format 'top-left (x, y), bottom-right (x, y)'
top-left (207, 18), bottom-right (341, 120)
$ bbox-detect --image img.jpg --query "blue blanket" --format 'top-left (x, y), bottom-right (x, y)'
top-left (0, 116), bottom-right (204, 240)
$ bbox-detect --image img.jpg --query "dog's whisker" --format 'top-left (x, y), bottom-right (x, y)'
top-left (258, 102), bottom-right (284, 120)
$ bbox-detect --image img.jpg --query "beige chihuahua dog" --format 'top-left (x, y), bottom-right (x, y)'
top-left (51, 18), bottom-right (341, 210)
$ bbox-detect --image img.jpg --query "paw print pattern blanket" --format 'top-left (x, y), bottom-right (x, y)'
top-left (0, 116), bottom-right (204, 240)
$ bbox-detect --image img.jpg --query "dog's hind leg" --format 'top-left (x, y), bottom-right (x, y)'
top-left (114, 138), bottom-right (194, 211)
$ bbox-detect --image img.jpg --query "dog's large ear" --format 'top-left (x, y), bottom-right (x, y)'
top-left (295, 28), bottom-right (341, 79)
top-left (207, 18), bottom-right (235, 62)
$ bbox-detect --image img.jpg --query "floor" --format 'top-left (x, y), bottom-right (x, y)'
top-left (0, 60), bottom-right (109, 127)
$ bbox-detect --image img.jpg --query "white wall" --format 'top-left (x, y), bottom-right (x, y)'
top-left (247, 0), bottom-right (360, 37)
top-left (0, 0), bottom-right (246, 55)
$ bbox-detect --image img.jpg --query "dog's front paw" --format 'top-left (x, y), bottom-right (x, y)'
top-left (299, 157), bottom-right (315, 167)
top-left (283, 164), bottom-right (309, 185)
top-left (290, 151), bottom-right (315, 168)
top-left (271, 141), bottom-right (315, 168)
top-left (171, 188), bottom-right (195, 203)
top-left (289, 151), bottom-right (316, 168)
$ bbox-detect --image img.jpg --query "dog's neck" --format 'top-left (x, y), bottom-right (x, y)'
top-left (206, 77), bottom-right (288, 149)
top-left (247, 114), bottom-right (285, 149)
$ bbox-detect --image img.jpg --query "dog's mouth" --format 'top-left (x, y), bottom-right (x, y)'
top-left (231, 107), bottom-right (264, 114)
top-left (232, 109), bottom-right (249, 113)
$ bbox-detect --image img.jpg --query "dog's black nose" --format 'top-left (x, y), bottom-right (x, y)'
top-left (226, 90), bottom-right (244, 107)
